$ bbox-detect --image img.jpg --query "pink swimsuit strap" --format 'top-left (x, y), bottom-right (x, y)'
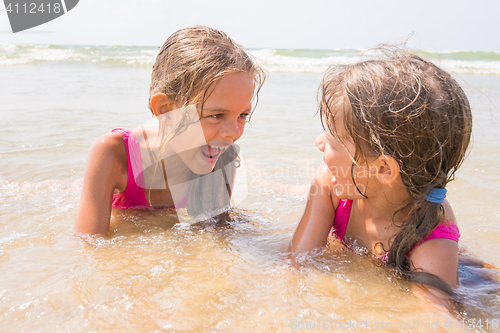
top-left (110, 128), bottom-right (188, 209)
top-left (331, 199), bottom-right (460, 257)
top-left (408, 221), bottom-right (459, 256)
top-left (111, 129), bottom-right (150, 209)
top-left (331, 199), bottom-right (353, 241)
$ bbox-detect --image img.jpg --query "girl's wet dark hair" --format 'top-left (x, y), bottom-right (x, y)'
top-left (319, 48), bottom-right (473, 294)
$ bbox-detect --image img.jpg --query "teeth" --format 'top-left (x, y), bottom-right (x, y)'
top-left (208, 144), bottom-right (229, 151)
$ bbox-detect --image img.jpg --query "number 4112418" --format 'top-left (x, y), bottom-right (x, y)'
top-left (5, 2), bottom-right (63, 14)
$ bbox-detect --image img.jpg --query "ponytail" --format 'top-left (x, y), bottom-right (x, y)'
top-left (388, 185), bottom-right (454, 295)
top-left (389, 195), bottom-right (443, 268)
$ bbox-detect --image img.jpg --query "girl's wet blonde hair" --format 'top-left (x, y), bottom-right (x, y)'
top-left (149, 25), bottom-right (265, 112)
top-left (320, 47), bottom-right (472, 295)
top-left (148, 26), bottom-right (266, 216)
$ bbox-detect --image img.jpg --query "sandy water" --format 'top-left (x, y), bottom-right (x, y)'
top-left (0, 57), bottom-right (500, 332)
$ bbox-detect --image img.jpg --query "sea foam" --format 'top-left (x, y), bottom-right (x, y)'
top-left (2, 44), bottom-right (500, 76)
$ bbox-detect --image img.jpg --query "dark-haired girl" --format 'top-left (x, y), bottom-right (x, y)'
top-left (291, 49), bottom-right (472, 313)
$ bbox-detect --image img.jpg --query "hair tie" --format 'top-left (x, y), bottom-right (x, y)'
top-left (425, 188), bottom-right (447, 203)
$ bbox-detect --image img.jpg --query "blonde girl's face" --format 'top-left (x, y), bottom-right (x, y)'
top-left (315, 111), bottom-right (372, 199)
top-left (170, 72), bottom-right (255, 175)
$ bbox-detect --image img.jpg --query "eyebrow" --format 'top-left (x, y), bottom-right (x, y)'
top-left (203, 106), bottom-right (252, 113)
top-left (325, 132), bottom-right (339, 141)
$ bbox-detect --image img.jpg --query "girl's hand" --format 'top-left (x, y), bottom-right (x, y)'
top-left (412, 283), bottom-right (456, 315)
top-left (290, 163), bottom-right (338, 255)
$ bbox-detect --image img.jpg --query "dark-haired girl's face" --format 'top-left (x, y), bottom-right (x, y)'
top-left (316, 115), bottom-right (371, 199)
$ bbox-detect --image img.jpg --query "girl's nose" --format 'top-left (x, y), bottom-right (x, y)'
top-left (315, 133), bottom-right (326, 152)
top-left (223, 118), bottom-right (242, 140)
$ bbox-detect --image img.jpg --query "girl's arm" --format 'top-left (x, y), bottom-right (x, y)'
top-left (74, 132), bottom-right (128, 237)
top-left (409, 199), bottom-right (459, 313)
top-left (290, 163), bottom-right (338, 254)
top-left (410, 238), bottom-right (459, 313)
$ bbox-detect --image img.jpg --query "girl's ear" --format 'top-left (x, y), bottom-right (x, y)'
top-left (150, 93), bottom-right (178, 117)
top-left (374, 155), bottom-right (400, 185)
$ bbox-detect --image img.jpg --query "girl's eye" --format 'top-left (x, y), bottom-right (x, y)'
top-left (239, 113), bottom-right (250, 120)
top-left (209, 114), bottom-right (223, 119)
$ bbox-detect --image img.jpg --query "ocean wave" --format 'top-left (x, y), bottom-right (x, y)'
top-left (2, 44), bottom-right (500, 76)
top-left (437, 59), bottom-right (500, 76)
top-left (249, 48), bottom-right (362, 73)
top-left (0, 44), bottom-right (158, 67)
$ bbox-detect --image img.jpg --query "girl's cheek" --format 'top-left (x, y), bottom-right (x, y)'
top-left (238, 122), bottom-right (246, 136)
top-left (324, 153), bottom-right (335, 168)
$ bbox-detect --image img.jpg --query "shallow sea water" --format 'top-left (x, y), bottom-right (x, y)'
top-left (0, 56), bottom-right (500, 332)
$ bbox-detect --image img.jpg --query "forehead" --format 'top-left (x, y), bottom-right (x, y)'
top-left (322, 97), bottom-right (348, 137)
top-left (203, 72), bottom-right (254, 106)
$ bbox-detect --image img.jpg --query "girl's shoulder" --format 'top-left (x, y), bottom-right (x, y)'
top-left (409, 233), bottom-right (460, 288)
top-left (91, 130), bottom-right (128, 159)
top-left (408, 201), bottom-right (461, 289)
top-left (87, 131), bottom-right (129, 184)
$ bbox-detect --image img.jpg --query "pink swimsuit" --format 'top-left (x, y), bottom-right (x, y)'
top-left (111, 129), bottom-right (188, 209)
top-left (330, 199), bottom-right (460, 260)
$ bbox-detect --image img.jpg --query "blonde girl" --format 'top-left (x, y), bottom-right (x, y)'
top-left (75, 26), bottom-right (265, 236)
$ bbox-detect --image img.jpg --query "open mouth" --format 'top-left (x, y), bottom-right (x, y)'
top-left (200, 143), bottom-right (230, 162)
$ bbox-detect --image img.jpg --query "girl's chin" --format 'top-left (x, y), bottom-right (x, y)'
top-left (177, 148), bottom-right (220, 175)
top-left (188, 156), bottom-right (218, 175)
top-left (191, 166), bottom-right (215, 176)
top-left (334, 187), bottom-right (366, 200)
top-left (332, 183), bottom-right (354, 199)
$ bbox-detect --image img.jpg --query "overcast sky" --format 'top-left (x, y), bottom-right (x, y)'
top-left (1, 0), bottom-right (499, 51)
